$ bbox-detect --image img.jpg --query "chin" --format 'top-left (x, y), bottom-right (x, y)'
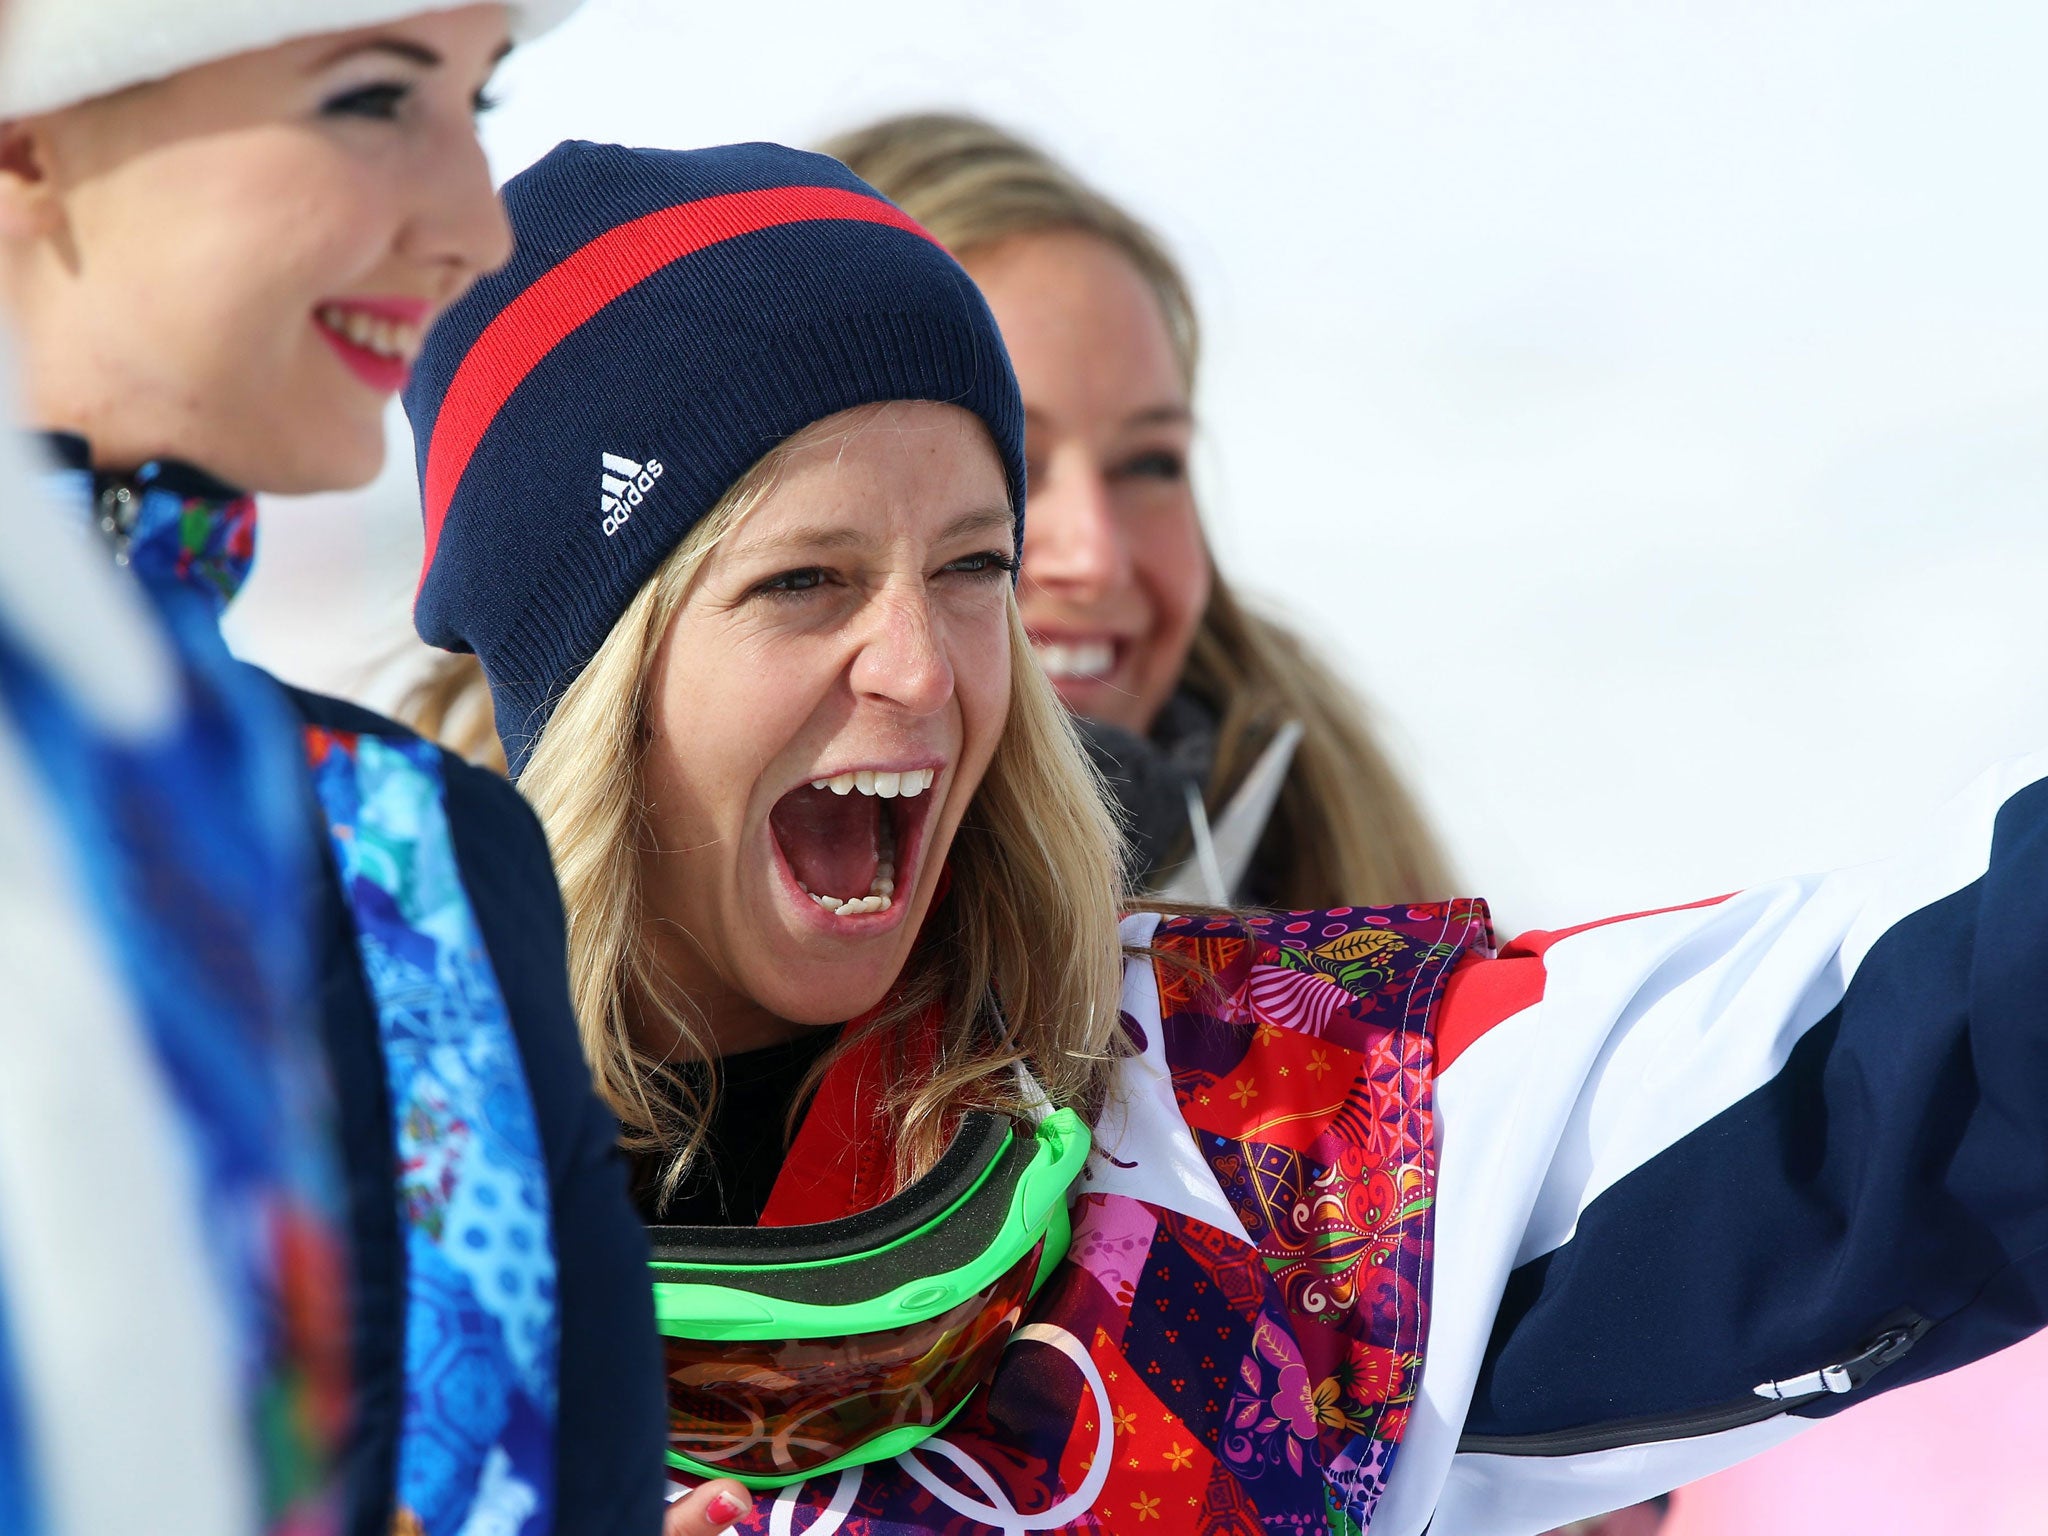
top-left (759, 978), bottom-right (899, 1030)
top-left (228, 393), bottom-right (387, 495)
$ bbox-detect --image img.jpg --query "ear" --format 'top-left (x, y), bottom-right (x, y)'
top-left (0, 120), bottom-right (64, 243)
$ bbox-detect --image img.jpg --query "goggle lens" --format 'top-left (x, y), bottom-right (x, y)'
top-left (663, 1241), bottom-right (1043, 1480)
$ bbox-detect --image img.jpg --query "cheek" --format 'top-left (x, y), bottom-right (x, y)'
top-left (644, 623), bottom-right (826, 843)
top-left (957, 611), bottom-right (1015, 761)
top-left (99, 140), bottom-right (388, 337)
top-left (247, 174), bottom-right (396, 347)
top-left (68, 149), bottom-right (395, 454)
top-left (644, 670), bottom-right (749, 841)
top-left (1134, 504), bottom-right (1211, 650)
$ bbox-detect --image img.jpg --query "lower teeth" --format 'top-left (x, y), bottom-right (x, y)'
top-left (802, 807), bottom-right (900, 916)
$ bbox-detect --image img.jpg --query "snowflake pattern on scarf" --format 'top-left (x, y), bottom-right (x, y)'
top-left (306, 729), bottom-right (559, 1536)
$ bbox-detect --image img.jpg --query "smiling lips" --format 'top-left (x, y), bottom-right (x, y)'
top-left (314, 298), bottom-right (428, 393)
top-left (770, 768), bottom-right (940, 919)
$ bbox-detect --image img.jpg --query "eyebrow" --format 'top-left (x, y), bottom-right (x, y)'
top-left (1022, 403), bottom-right (1193, 433)
top-left (937, 506), bottom-right (1017, 543)
top-left (310, 36), bottom-right (514, 72)
top-left (1124, 404), bottom-right (1194, 429)
top-left (735, 504), bottom-right (1016, 561)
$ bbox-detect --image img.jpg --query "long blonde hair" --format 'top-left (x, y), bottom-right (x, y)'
top-left (399, 649), bottom-right (507, 774)
top-left (820, 112), bottom-right (1452, 908)
top-left (512, 418), bottom-right (1128, 1195)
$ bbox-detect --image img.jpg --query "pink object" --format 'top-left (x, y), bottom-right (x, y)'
top-left (1665, 1331), bottom-right (2048, 1535)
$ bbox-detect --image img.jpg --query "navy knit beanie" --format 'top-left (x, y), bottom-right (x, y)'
top-left (403, 140), bottom-right (1024, 775)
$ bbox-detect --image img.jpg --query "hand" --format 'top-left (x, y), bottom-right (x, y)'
top-left (663, 1478), bottom-right (754, 1534)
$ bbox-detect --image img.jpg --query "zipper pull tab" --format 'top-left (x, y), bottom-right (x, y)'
top-left (1752, 1323), bottom-right (1921, 1401)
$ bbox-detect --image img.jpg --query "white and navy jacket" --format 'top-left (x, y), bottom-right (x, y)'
top-left (1379, 753), bottom-right (2048, 1532)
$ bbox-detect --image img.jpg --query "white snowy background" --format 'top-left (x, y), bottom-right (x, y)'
top-left (222, 5), bottom-right (2048, 1527)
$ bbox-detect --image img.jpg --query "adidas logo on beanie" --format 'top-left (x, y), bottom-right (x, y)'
top-left (598, 452), bottom-right (663, 538)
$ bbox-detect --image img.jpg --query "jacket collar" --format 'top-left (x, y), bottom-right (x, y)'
top-left (42, 431), bottom-right (258, 615)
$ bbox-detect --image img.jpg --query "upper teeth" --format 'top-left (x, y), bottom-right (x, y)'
top-left (317, 303), bottom-right (422, 363)
top-left (807, 767), bottom-right (936, 797)
top-left (1034, 639), bottom-right (1114, 679)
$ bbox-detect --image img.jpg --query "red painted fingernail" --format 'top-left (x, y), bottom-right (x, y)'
top-left (707, 1490), bottom-right (747, 1523)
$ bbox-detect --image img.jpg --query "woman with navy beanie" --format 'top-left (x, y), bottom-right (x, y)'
top-left (412, 139), bottom-right (2048, 1534)
top-left (0, 7), bottom-right (750, 1535)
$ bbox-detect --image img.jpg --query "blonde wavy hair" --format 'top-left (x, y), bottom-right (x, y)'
top-left (401, 649), bottom-right (507, 773)
top-left (819, 112), bottom-right (1452, 908)
top-left (505, 415), bottom-right (1127, 1196)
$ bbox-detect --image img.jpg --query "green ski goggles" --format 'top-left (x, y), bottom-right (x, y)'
top-left (648, 1106), bottom-right (1091, 1489)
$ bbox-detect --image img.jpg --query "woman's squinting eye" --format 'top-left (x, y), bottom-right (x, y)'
top-left (754, 567), bottom-right (834, 599)
top-left (944, 550), bottom-right (1019, 579)
top-left (1116, 449), bottom-right (1187, 483)
top-left (320, 80), bottom-right (413, 119)
top-left (320, 80), bottom-right (500, 120)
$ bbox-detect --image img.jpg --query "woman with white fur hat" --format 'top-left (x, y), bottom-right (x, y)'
top-left (0, 5), bottom-right (750, 1534)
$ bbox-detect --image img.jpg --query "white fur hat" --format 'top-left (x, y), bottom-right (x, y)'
top-left (0, 0), bottom-right (584, 118)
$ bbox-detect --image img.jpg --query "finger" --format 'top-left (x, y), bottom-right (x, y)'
top-left (663, 1478), bottom-right (753, 1535)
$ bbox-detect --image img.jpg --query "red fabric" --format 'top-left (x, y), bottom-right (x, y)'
top-left (1434, 893), bottom-right (1733, 1074)
top-left (417, 185), bottom-right (936, 588)
top-left (755, 867), bottom-right (955, 1226)
top-left (1179, 1020), bottom-right (1372, 1155)
top-left (755, 1003), bottom-right (942, 1227)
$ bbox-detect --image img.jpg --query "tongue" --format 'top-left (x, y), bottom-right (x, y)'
top-left (771, 787), bottom-right (880, 898)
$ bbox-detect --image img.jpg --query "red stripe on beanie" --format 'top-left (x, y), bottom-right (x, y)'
top-left (418, 185), bottom-right (937, 590)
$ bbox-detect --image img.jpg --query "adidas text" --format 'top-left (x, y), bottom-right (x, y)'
top-left (600, 451), bottom-right (664, 537)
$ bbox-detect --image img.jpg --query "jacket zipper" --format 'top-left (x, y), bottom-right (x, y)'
top-left (94, 478), bottom-right (141, 565)
top-left (1456, 1315), bottom-right (1930, 1458)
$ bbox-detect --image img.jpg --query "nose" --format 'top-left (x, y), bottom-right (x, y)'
top-left (848, 582), bottom-right (955, 718)
top-left (1021, 450), bottom-right (1129, 601)
top-left (402, 115), bottom-right (517, 304)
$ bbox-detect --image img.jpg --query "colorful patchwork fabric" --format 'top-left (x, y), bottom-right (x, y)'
top-left (305, 729), bottom-right (559, 1536)
top-left (684, 900), bottom-right (1490, 1534)
top-left (0, 538), bottom-right (346, 1534)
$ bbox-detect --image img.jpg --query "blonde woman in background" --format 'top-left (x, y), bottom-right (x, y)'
top-left (408, 112), bottom-right (1447, 911)
top-left (820, 113), bottom-right (1447, 908)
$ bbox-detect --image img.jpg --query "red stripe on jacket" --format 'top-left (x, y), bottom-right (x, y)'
top-left (1434, 894), bottom-right (1734, 1074)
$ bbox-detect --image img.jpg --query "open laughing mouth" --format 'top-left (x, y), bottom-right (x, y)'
top-left (767, 765), bottom-right (942, 923)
